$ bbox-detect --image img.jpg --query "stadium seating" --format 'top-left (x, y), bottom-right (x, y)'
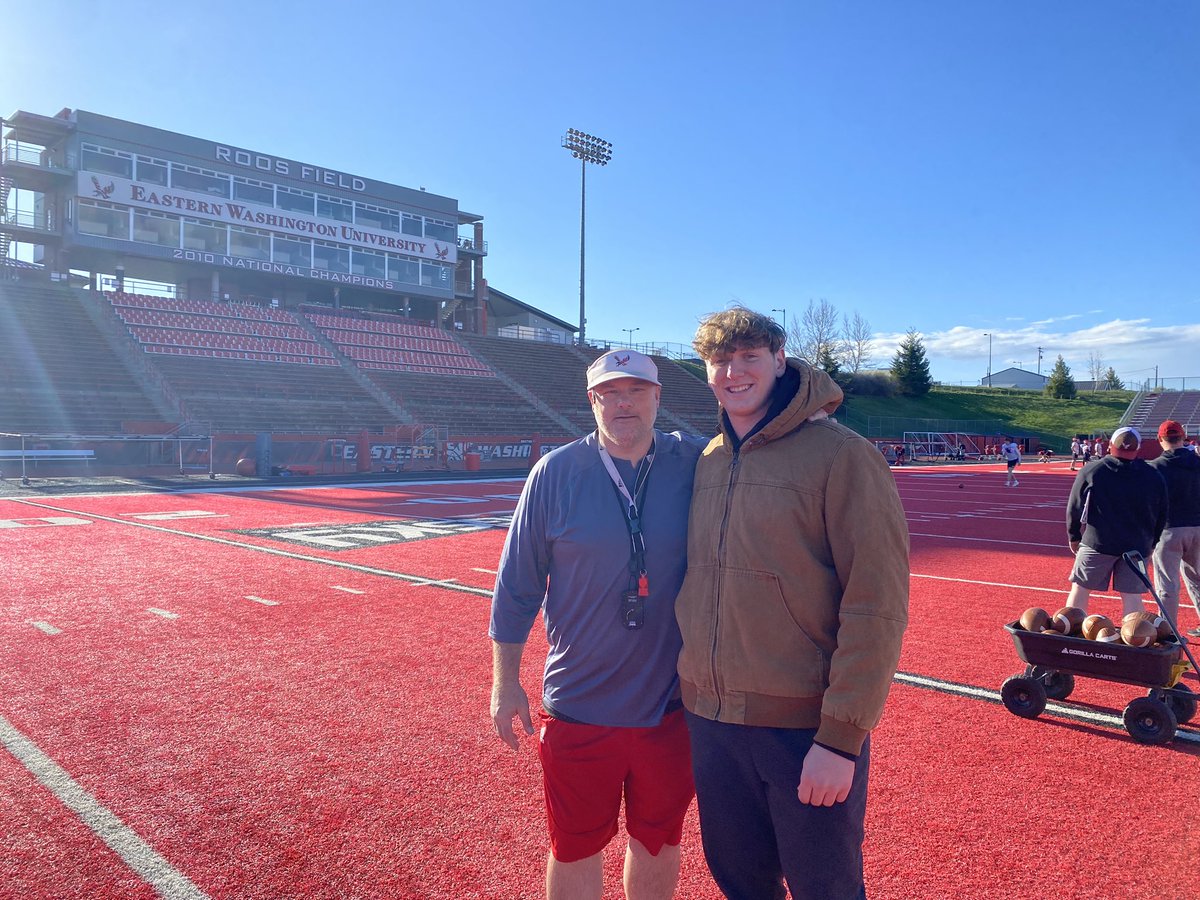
top-left (150, 355), bottom-right (395, 433)
top-left (0, 281), bottom-right (166, 433)
top-left (364, 369), bottom-right (571, 437)
top-left (647, 354), bottom-right (719, 435)
top-left (109, 292), bottom-right (334, 366)
top-left (1128, 391), bottom-right (1200, 435)
top-left (458, 335), bottom-right (716, 436)
top-left (303, 308), bottom-right (492, 375)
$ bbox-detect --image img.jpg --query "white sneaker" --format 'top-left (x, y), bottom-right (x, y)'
top-left (1012, 480), bottom-right (1019, 487)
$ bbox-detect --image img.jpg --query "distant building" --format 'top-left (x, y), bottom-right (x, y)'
top-left (982, 367), bottom-right (1048, 389)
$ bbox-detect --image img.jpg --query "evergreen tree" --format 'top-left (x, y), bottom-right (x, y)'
top-left (1102, 367), bottom-right (1124, 390)
top-left (890, 329), bottom-right (932, 397)
top-left (1044, 355), bottom-right (1077, 399)
top-left (818, 344), bottom-right (851, 395)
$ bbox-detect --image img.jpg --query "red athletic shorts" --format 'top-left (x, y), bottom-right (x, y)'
top-left (537, 707), bottom-right (694, 863)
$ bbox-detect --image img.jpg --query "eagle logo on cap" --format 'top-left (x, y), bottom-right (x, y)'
top-left (614, 353), bottom-right (631, 367)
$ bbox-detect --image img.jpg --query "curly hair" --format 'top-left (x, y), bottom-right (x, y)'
top-left (692, 306), bottom-right (786, 360)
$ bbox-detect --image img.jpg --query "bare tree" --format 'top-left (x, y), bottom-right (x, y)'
top-left (1087, 351), bottom-right (1105, 392)
top-left (841, 311), bottom-right (874, 373)
top-left (793, 299), bottom-right (841, 364)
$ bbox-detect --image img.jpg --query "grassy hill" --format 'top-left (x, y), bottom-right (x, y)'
top-left (667, 359), bottom-right (1134, 450)
top-left (839, 386), bottom-right (1135, 450)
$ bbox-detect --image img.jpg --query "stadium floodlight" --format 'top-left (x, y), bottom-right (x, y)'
top-left (771, 308), bottom-right (787, 351)
top-left (562, 129), bottom-right (613, 346)
top-left (984, 333), bottom-right (993, 386)
top-left (622, 327), bottom-right (639, 347)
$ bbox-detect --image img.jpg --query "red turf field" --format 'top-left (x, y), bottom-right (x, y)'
top-left (1, 460), bottom-right (1197, 899)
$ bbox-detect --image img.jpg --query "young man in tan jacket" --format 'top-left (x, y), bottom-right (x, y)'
top-left (676, 307), bottom-right (909, 899)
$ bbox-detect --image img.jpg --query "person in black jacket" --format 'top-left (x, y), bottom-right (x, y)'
top-left (1148, 420), bottom-right (1200, 636)
top-left (1065, 426), bottom-right (1167, 618)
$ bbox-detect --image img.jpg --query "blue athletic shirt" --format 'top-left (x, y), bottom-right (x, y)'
top-left (489, 429), bottom-right (702, 727)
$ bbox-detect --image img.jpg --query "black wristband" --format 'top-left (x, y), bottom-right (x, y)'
top-left (814, 740), bottom-right (859, 762)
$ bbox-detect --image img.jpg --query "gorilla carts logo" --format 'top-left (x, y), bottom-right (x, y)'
top-left (232, 516), bottom-right (511, 551)
top-left (1061, 647), bottom-right (1118, 661)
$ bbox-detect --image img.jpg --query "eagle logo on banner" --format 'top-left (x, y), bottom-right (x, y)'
top-left (91, 176), bottom-right (115, 200)
top-left (434, 243), bottom-right (449, 260)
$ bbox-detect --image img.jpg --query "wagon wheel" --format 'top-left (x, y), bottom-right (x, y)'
top-left (1028, 665), bottom-right (1075, 701)
top-left (1001, 675), bottom-right (1047, 719)
top-left (1154, 683), bottom-right (1197, 725)
top-left (1122, 697), bottom-right (1178, 745)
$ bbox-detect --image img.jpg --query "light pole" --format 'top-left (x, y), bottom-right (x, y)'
top-left (622, 327), bottom-right (639, 347)
top-left (562, 129), bottom-right (613, 346)
top-left (772, 308), bottom-right (787, 352)
top-left (984, 332), bottom-right (992, 386)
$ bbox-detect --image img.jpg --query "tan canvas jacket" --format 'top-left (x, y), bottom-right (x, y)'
top-left (675, 359), bottom-right (909, 755)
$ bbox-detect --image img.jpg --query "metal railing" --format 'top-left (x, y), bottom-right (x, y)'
top-left (1, 208), bottom-right (56, 231)
top-left (1, 140), bottom-right (51, 166)
top-left (456, 236), bottom-right (487, 253)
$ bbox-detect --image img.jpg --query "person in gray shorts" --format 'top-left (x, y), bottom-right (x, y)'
top-left (1064, 426), bottom-right (1167, 618)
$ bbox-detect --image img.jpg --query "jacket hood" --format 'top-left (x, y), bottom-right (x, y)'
top-left (749, 358), bottom-right (844, 444)
top-left (1160, 448), bottom-right (1200, 469)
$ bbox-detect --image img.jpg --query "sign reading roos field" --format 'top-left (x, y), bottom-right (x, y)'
top-left (77, 172), bottom-right (456, 265)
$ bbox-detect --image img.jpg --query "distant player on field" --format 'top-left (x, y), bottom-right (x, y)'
top-left (1001, 436), bottom-right (1021, 487)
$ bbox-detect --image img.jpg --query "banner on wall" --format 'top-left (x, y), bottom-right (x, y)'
top-left (78, 172), bottom-right (456, 265)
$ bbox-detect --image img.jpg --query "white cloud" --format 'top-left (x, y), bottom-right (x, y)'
top-left (1030, 314), bottom-right (1082, 326)
top-left (873, 319), bottom-right (1200, 386)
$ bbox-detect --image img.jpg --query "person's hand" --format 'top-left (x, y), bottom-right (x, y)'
top-left (797, 743), bottom-right (855, 806)
top-left (491, 681), bottom-right (534, 751)
top-left (1069, 541), bottom-right (1080, 554)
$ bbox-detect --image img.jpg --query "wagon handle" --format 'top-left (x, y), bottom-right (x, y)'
top-left (1123, 551), bottom-right (1200, 677)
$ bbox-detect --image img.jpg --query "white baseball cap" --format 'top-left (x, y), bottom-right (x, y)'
top-left (586, 349), bottom-right (661, 390)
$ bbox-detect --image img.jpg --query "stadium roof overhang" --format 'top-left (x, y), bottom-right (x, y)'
top-left (458, 210), bottom-right (483, 225)
top-left (2, 109), bottom-right (73, 145)
top-left (487, 285), bottom-right (576, 333)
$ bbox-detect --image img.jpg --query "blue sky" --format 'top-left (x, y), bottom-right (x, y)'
top-left (5, 1), bottom-right (1198, 387)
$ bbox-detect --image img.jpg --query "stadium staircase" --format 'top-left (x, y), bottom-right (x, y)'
top-left (0, 280), bottom-right (170, 434)
top-left (1126, 390), bottom-right (1200, 436)
top-left (460, 336), bottom-right (719, 437)
top-left (301, 310), bottom-right (573, 438)
top-left (646, 354), bottom-right (718, 435)
top-left (73, 289), bottom-right (188, 426)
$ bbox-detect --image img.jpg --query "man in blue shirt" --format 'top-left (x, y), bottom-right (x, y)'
top-left (490, 349), bottom-right (702, 900)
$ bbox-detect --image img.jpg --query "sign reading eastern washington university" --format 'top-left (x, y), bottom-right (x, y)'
top-left (77, 172), bottom-right (456, 265)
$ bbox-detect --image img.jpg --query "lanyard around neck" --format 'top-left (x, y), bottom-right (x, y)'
top-left (597, 438), bottom-right (655, 586)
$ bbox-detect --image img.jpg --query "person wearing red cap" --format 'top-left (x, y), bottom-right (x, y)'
top-left (1148, 420), bottom-right (1200, 636)
top-left (1065, 426), bottom-right (1168, 617)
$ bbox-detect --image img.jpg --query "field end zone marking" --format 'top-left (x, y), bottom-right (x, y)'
top-left (894, 671), bottom-right (1200, 745)
top-left (9, 499), bottom-right (494, 598)
top-left (31, 621), bottom-right (61, 635)
top-left (0, 713), bottom-right (209, 899)
top-left (0, 516), bottom-right (92, 528)
top-left (245, 596), bottom-right (279, 606)
top-left (331, 586), bottom-right (365, 594)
